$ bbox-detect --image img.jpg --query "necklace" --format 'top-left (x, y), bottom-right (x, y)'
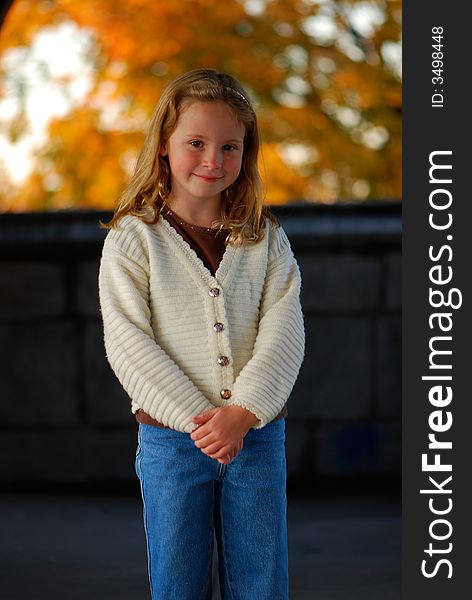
top-left (164, 206), bottom-right (217, 233)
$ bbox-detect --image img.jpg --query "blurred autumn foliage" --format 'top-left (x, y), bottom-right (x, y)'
top-left (0, 0), bottom-right (401, 211)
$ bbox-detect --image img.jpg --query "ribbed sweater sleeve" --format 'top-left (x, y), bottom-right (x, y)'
top-left (99, 226), bottom-right (215, 433)
top-left (229, 227), bottom-right (305, 427)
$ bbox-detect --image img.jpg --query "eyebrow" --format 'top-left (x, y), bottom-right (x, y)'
top-left (185, 134), bottom-right (244, 144)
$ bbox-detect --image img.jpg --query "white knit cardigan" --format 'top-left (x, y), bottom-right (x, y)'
top-left (98, 214), bottom-right (305, 433)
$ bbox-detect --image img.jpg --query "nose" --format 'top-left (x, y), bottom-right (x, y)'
top-left (202, 147), bottom-right (223, 170)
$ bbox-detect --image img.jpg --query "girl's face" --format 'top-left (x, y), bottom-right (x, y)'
top-left (160, 100), bottom-right (245, 207)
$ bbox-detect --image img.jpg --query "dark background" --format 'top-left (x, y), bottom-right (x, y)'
top-left (0, 203), bottom-right (401, 491)
top-left (0, 202), bottom-right (401, 599)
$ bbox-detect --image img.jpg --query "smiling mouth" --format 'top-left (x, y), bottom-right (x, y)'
top-left (194, 174), bottom-right (223, 182)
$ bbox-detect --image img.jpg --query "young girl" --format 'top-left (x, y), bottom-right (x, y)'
top-left (99, 68), bottom-right (305, 600)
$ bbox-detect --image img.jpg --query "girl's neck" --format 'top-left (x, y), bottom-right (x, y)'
top-left (165, 196), bottom-right (222, 228)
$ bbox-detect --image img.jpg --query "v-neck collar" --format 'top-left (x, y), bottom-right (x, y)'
top-left (158, 215), bottom-right (241, 289)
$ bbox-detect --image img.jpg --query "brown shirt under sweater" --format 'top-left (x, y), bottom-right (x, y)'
top-left (135, 207), bottom-right (288, 428)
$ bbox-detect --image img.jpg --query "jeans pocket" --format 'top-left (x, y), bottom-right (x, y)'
top-left (135, 424), bottom-right (142, 457)
top-left (134, 426), bottom-right (143, 480)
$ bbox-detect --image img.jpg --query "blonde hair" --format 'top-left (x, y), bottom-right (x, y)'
top-left (103, 68), bottom-right (278, 244)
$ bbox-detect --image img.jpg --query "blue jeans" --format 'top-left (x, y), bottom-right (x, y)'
top-left (134, 419), bottom-right (288, 600)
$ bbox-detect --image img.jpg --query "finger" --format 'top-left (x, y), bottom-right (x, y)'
top-left (227, 444), bottom-right (240, 461)
top-left (215, 455), bottom-right (231, 463)
top-left (200, 441), bottom-right (227, 456)
top-left (206, 445), bottom-right (235, 459)
top-left (193, 432), bottom-right (217, 449)
top-left (231, 440), bottom-right (243, 459)
top-left (192, 408), bottom-right (218, 424)
top-left (190, 423), bottom-right (213, 441)
top-left (192, 414), bottom-right (210, 425)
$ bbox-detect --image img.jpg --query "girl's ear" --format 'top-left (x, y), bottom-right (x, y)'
top-left (159, 144), bottom-right (167, 157)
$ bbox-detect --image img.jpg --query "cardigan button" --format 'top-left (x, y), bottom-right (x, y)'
top-left (213, 322), bottom-right (224, 332)
top-left (220, 388), bottom-right (232, 399)
top-left (217, 355), bottom-right (230, 366)
top-left (209, 288), bottom-right (220, 297)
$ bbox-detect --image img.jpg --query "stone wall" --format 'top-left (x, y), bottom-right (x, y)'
top-left (0, 203), bottom-right (401, 489)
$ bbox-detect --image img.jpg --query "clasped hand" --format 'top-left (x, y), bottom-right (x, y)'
top-left (190, 405), bottom-right (259, 465)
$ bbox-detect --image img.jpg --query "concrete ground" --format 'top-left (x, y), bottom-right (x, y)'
top-left (0, 489), bottom-right (400, 600)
